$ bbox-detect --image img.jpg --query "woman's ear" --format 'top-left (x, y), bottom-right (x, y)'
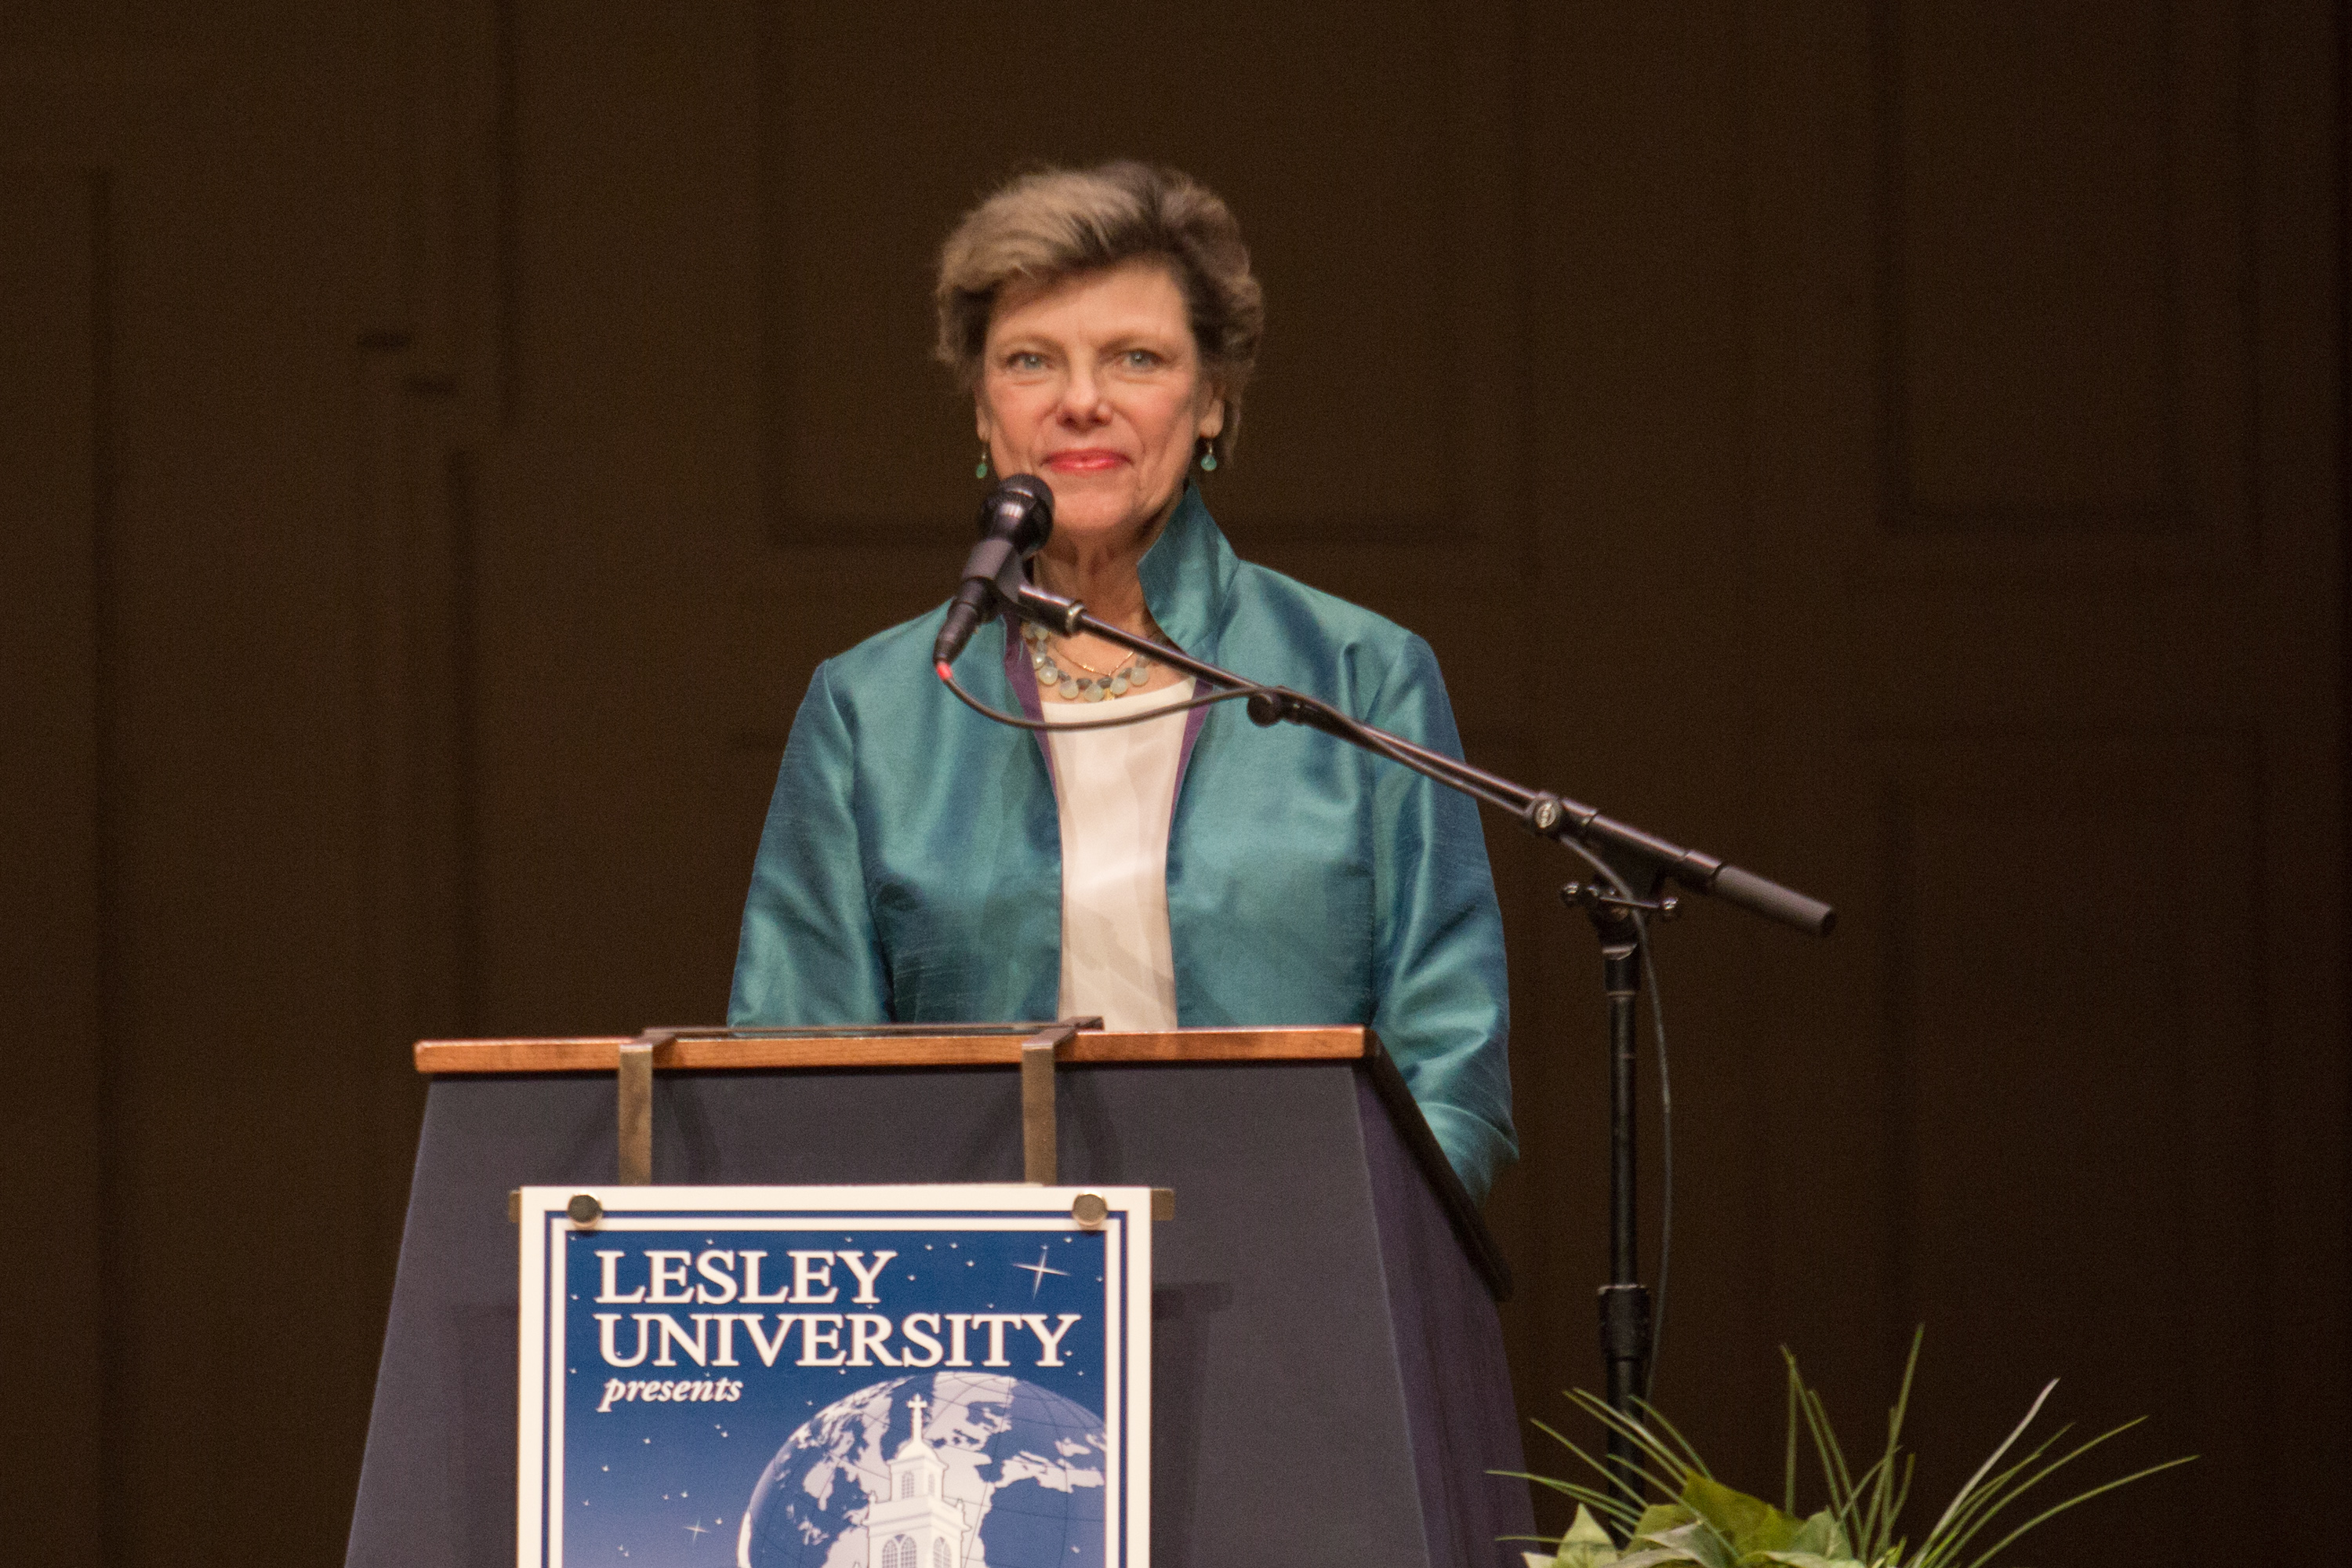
top-left (1199, 394), bottom-right (1226, 441)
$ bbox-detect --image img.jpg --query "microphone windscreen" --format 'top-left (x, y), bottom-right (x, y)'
top-left (978, 475), bottom-right (1054, 554)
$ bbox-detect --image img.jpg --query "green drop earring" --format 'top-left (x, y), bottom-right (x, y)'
top-left (976, 448), bottom-right (992, 480)
top-left (1197, 437), bottom-right (1218, 473)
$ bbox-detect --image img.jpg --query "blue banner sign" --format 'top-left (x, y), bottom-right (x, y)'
top-left (518, 1185), bottom-right (1153, 1568)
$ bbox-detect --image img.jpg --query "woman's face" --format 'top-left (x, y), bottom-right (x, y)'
top-left (977, 258), bottom-right (1224, 554)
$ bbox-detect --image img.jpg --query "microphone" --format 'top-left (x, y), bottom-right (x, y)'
top-left (933, 474), bottom-right (1054, 667)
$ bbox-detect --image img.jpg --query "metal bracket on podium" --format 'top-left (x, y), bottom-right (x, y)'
top-left (1021, 1021), bottom-right (1081, 1184)
top-left (610, 1020), bottom-right (1105, 1188)
top-left (618, 1029), bottom-right (673, 1185)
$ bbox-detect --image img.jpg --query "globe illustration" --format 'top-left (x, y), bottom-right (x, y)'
top-left (739, 1371), bottom-right (1108, 1568)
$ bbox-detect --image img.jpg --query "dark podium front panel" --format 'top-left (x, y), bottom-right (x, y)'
top-left (347, 1058), bottom-right (1534, 1566)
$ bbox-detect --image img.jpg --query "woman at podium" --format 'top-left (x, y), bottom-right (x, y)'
top-left (729, 162), bottom-right (1516, 1202)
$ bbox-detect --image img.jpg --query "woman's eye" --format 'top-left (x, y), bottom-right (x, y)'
top-left (1004, 350), bottom-right (1047, 372)
top-left (1122, 350), bottom-right (1160, 369)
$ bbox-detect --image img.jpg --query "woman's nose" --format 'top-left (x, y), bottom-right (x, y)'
top-left (1057, 367), bottom-right (1109, 423)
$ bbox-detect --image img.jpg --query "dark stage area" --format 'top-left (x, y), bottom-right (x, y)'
top-left (2, 2), bottom-right (2347, 1563)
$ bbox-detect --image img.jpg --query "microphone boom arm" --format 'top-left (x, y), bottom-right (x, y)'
top-left (1007, 583), bottom-right (1834, 936)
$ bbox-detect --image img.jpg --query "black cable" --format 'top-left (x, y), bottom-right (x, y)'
top-left (939, 659), bottom-right (1514, 815)
top-left (1637, 929), bottom-right (1671, 1403)
top-left (935, 662), bottom-right (1266, 731)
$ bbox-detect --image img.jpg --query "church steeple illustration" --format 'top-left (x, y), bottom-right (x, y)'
top-left (862, 1393), bottom-right (975, 1568)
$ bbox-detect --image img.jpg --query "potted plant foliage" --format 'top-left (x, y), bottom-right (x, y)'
top-left (1512, 1332), bottom-right (2190, 1568)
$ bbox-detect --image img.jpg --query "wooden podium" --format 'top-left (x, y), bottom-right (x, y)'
top-left (344, 1025), bottom-right (1534, 1567)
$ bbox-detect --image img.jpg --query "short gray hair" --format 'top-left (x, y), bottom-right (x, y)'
top-left (935, 162), bottom-right (1264, 463)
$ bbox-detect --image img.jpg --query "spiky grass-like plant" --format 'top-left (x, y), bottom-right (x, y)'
top-left (1504, 1330), bottom-right (2192, 1568)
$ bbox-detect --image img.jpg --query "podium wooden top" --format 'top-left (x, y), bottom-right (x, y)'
top-left (412, 1025), bottom-right (1370, 1075)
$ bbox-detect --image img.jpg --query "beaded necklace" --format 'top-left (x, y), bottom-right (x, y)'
top-left (1021, 619), bottom-right (1158, 702)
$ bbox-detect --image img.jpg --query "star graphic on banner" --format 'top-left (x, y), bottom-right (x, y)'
top-left (1014, 1245), bottom-right (1069, 1298)
top-left (684, 1521), bottom-right (709, 1542)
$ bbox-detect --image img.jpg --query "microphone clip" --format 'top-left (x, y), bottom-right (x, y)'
top-left (1561, 880), bottom-right (1681, 921)
top-left (1013, 585), bottom-right (1087, 637)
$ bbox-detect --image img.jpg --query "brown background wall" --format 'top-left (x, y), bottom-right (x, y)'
top-left (3, 2), bottom-right (2346, 1563)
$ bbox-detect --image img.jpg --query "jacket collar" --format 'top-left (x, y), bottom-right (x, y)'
top-left (1136, 483), bottom-right (1235, 659)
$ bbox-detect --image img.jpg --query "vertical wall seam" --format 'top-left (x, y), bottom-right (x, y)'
top-left (1871, 0), bottom-right (1910, 535)
top-left (2332, 0), bottom-right (2350, 1469)
top-left (1878, 771), bottom-right (1915, 1391)
top-left (492, 0), bottom-right (519, 428)
top-left (87, 163), bottom-right (125, 1568)
top-left (448, 447), bottom-right (482, 1033)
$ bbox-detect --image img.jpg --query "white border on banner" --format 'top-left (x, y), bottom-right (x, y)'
top-left (515, 1185), bottom-right (1153, 1568)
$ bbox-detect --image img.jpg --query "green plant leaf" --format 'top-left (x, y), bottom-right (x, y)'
top-left (1748, 1554), bottom-right (1866, 1568)
top-left (1632, 1519), bottom-right (1738, 1568)
top-left (1786, 1358), bottom-right (1866, 1551)
top-left (1918, 1378), bottom-right (2059, 1550)
top-left (1566, 1391), bottom-right (1711, 1498)
top-left (1785, 1511), bottom-right (1850, 1557)
top-left (1555, 1544), bottom-right (1621, 1567)
top-left (1503, 1468), bottom-right (1641, 1520)
top-left (1539, 1404), bottom-right (1692, 1513)
top-left (1784, 1366), bottom-right (1800, 1516)
top-left (1860, 1330), bottom-right (1925, 1556)
top-left (1552, 1542), bottom-right (1628, 1568)
top-left (1910, 1424), bottom-right (2077, 1568)
top-left (1536, 1504), bottom-right (1622, 1568)
top-left (1950, 1453), bottom-right (2197, 1568)
top-left (1680, 1474), bottom-right (1803, 1555)
top-left (1501, 1423), bottom-right (1646, 1538)
top-left (1630, 1396), bottom-right (1718, 1482)
top-left (1565, 1506), bottom-right (1619, 1547)
top-left (1633, 1504), bottom-right (1697, 1539)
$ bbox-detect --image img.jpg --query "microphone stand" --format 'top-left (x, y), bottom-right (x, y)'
top-left (997, 584), bottom-right (1835, 1532)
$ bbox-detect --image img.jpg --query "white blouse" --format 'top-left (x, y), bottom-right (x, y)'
top-left (1039, 679), bottom-right (1196, 1031)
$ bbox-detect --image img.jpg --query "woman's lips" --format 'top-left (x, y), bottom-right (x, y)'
top-left (1043, 448), bottom-right (1127, 473)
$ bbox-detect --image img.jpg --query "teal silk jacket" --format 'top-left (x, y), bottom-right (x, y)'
top-left (728, 488), bottom-right (1516, 1201)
